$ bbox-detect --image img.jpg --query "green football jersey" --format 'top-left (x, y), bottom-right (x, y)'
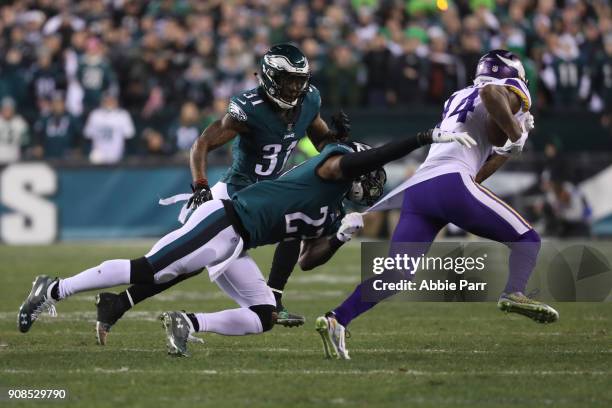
top-left (221, 85), bottom-right (321, 186)
top-left (232, 142), bottom-right (352, 248)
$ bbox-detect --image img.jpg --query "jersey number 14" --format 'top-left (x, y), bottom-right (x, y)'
top-left (442, 89), bottom-right (479, 123)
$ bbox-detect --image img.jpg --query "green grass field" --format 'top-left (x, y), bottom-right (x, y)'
top-left (1, 243), bottom-right (611, 407)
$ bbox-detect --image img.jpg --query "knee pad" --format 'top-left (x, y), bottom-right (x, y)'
top-left (130, 257), bottom-right (155, 284)
top-left (249, 304), bottom-right (276, 332)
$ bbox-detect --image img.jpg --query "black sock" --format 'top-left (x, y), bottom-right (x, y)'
top-left (273, 290), bottom-right (283, 309)
top-left (124, 269), bottom-right (204, 306)
top-left (50, 280), bottom-right (60, 301)
top-left (186, 313), bottom-right (199, 332)
top-left (117, 291), bottom-right (132, 311)
top-left (267, 239), bottom-right (301, 293)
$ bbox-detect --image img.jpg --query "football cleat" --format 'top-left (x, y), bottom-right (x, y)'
top-left (498, 292), bottom-right (559, 323)
top-left (275, 306), bottom-right (305, 328)
top-left (315, 313), bottom-right (350, 359)
top-left (160, 311), bottom-right (195, 357)
top-left (17, 275), bottom-right (58, 333)
top-left (95, 293), bottom-right (127, 346)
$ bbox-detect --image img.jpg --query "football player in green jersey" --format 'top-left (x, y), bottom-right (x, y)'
top-left (92, 44), bottom-right (350, 343)
top-left (18, 129), bottom-right (476, 357)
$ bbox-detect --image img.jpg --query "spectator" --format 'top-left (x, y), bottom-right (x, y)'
top-left (388, 28), bottom-right (427, 105)
top-left (168, 102), bottom-right (202, 153)
top-left (323, 45), bottom-right (361, 109)
top-left (363, 32), bottom-right (393, 106)
top-left (0, 48), bottom-right (30, 114)
top-left (0, 97), bottom-right (29, 164)
top-left (426, 26), bottom-right (459, 104)
top-left (84, 91), bottom-right (134, 164)
top-left (30, 48), bottom-right (67, 114)
top-left (543, 179), bottom-right (592, 238)
top-left (33, 92), bottom-right (80, 159)
top-left (77, 36), bottom-right (116, 114)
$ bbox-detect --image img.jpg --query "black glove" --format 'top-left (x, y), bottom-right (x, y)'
top-left (187, 180), bottom-right (213, 209)
top-left (330, 110), bottom-right (351, 141)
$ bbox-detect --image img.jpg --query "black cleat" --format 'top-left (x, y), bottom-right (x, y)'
top-left (18, 275), bottom-right (58, 333)
top-left (95, 293), bottom-right (127, 345)
top-left (275, 306), bottom-right (305, 328)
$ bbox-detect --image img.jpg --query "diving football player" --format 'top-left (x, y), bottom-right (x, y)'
top-left (17, 129), bottom-right (475, 357)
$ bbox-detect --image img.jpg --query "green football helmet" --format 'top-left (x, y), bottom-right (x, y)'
top-left (260, 43), bottom-right (310, 109)
top-left (345, 142), bottom-right (387, 206)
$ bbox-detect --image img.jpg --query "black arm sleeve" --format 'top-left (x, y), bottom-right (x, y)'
top-left (339, 130), bottom-right (433, 180)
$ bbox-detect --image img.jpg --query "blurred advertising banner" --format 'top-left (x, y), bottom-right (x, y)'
top-left (361, 242), bottom-right (612, 302)
top-left (0, 162), bottom-right (226, 244)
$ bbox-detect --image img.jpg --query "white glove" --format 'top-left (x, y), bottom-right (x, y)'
top-left (520, 112), bottom-right (535, 133)
top-left (431, 128), bottom-right (477, 148)
top-left (494, 133), bottom-right (527, 157)
top-left (336, 212), bottom-right (364, 242)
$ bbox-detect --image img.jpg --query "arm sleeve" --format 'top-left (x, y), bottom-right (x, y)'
top-left (339, 131), bottom-right (432, 179)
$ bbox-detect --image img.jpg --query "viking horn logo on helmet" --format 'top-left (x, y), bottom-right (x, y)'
top-left (475, 49), bottom-right (527, 84)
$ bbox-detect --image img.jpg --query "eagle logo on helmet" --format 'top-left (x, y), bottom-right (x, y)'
top-left (259, 44), bottom-right (311, 110)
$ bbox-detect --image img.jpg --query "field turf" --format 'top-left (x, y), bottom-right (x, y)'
top-left (0, 243), bottom-right (611, 407)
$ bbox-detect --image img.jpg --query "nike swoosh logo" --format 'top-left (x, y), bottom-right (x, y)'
top-left (236, 99), bottom-right (247, 105)
top-left (34, 284), bottom-right (43, 297)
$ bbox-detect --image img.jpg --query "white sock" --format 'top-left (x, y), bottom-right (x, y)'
top-left (58, 259), bottom-right (131, 299)
top-left (195, 308), bottom-right (262, 335)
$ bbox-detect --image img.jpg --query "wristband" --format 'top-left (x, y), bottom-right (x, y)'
top-left (193, 178), bottom-right (209, 188)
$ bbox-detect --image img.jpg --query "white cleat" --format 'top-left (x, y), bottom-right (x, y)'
top-left (315, 313), bottom-right (350, 360)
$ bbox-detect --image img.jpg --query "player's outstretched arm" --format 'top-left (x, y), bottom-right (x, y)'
top-left (298, 213), bottom-right (364, 271)
top-left (479, 85), bottom-right (522, 142)
top-left (317, 129), bottom-right (475, 181)
top-left (307, 111), bottom-right (351, 152)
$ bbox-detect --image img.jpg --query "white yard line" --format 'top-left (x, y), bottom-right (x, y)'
top-left (2, 368), bottom-right (611, 376)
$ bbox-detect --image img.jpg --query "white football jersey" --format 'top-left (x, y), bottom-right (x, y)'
top-left (406, 78), bottom-right (531, 188)
top-left (84, 108), bottom-right (135, 164)
top-left (0, 115), bottom-right (28, 164)
top-left (369, 77), bottom-right (531, 212)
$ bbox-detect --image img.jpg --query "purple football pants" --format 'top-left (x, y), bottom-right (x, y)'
top-left (333, 172), bottom-right (541, 327)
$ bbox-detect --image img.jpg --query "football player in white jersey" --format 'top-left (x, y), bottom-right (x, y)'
top-left (317, 50), bottom-right (558, 360)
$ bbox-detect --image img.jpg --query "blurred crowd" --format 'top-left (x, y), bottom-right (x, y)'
top-left (0, 0), bottom-right (611, 164)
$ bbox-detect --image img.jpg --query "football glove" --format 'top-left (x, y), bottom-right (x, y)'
top-left (186, 179), bottom-right (213, 209)
top-left (520, 112), bottom-right (535, 133)
top-left (336, 212), bottom-right (364, 242)
top-left (431, 129), bottom-right (477, 148)
top-left (330, 110), bottom-right (351, 141)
